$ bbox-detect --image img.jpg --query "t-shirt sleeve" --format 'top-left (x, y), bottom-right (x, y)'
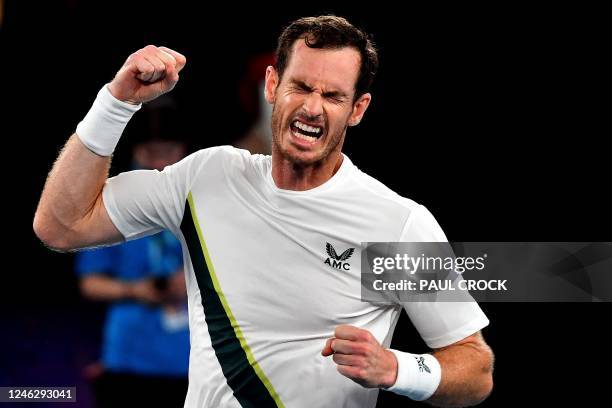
top-left (399, 205), bottom-right (490, 349)
top-left (102, 146), bottom-right (226, 241)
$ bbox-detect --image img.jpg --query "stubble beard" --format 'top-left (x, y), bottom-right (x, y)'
top-left (270, 103), bottom-right (347, 168)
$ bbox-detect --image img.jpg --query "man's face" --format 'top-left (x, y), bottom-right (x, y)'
top-left (265, 39), bottom-right (371, 166)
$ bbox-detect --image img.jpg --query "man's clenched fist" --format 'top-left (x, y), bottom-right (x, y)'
top-left (108, 45), bottom-right (187, 104)
top-left (322, 325), bottom-right (398, 388)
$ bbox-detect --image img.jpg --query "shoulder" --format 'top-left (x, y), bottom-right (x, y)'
top-left (180, 145), bottom-right (244, 166)
top-left (165, 145), bottom-right (259, 181)
top-left (346, 160), bottom-right (422, 216)
top-left (185, 145), bottom-right (262, 171)
top-left (345, 158), bottom-right (446, 240)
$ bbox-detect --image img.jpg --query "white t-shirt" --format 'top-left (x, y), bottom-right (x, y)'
top-left (102, 146), bottom-right (489, 408)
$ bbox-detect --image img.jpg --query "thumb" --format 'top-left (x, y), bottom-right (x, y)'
top-left (321, 338), bottom-right (335, 356)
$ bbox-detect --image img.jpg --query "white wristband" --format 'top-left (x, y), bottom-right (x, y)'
top-left (384, 349), bottom-right (441, 401)
top-left (76, 84), bottom-right (141, 156)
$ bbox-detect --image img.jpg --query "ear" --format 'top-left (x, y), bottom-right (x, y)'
top-left (347, 93), bottom-right (372, 127)
top-left (264, 66), bottom-right (279, 104)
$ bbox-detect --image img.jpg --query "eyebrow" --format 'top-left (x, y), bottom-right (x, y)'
top-left (291, 79), bottom-right (349, 99)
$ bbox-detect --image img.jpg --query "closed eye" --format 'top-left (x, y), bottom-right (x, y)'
top-left (290, 81), bottom-right (313, 93)
top-left (289, 80), bottom-right (348, 103)
top-left (324, 94), bottom-right (346, 104)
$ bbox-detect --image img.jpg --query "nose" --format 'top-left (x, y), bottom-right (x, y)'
top-left (302, 92), bottom-right (324, 119)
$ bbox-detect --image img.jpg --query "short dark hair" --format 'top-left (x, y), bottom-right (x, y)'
top-left (275, 15), bottom-right (378, 100)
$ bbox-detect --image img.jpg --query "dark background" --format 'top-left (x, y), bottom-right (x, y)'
top-left (1, 1), bottom-right (609, 407)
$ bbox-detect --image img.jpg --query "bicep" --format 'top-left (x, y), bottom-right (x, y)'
top-left (71, 192), bottom-right (124, 249)
top-left (433, 331), bottom-right (484, 352)
top-left (70, 167), bottom-right (175, 250)
top-left (432, 330), bottom-right (494, 372)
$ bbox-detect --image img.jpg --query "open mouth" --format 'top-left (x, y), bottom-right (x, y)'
top-left (290, 119), bottom-right (324, 144)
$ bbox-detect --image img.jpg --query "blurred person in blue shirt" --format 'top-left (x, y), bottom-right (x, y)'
top-left (75, 97), bottom-right (191, 408)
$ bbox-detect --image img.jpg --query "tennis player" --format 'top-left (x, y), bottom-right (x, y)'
top-left (34, 15), bottom-right (493, 408)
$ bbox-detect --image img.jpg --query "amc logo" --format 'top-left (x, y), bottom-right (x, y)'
top-left (324, 242), bottom-right (355, 271)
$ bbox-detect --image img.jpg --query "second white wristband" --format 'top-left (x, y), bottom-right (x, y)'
top-left (385, 349), bottom-right (441, 401)
top-left (76, 84), bottom-right (142, 156)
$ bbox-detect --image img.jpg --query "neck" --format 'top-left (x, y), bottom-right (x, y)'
top-left (271, 149), bottom-right (344, 191)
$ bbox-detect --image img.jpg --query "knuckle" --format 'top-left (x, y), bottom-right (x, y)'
top-left (357, 357), bottom-right (368, 368)
top-left (356, 344), bottom-right (368, 355)
top-left (132, 54), bottom-right (145, 65)
top-left (161, 50), bottom-right (177, 61)
top-left (130, 55), bottom-right (145, 66)
top-left (335, 325), bottom-right (348, 337)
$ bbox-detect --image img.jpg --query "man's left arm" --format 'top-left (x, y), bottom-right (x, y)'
top-left (322, 325), bottom-right (494, 407)
top-left (426, 331), bottom-right (494, 406)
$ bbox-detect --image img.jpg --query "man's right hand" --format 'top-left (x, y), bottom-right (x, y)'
top-left (108, 45), bottom-right (187, 105)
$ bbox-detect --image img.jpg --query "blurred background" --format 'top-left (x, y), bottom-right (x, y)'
top-left (1, 1), bottom-right (609, 407)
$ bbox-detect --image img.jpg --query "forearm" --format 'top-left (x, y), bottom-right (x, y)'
top-left (34, 46), bottom-right (185, 251)
top-left (34, 135), bottom-right (110, 249)
top-left (426, 340), bottom-right (494, 407)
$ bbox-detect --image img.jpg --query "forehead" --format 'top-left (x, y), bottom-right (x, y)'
top-left (283, 39), bottom-right (361, 93)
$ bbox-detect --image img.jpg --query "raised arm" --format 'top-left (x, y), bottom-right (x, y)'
top-left (33, 45), bottom-right (186, 251)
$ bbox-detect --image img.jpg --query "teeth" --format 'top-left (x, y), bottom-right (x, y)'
top-left (294, 120), bottom-right (321, 134)
top-left (292, 128), bottom-right (318, 143)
